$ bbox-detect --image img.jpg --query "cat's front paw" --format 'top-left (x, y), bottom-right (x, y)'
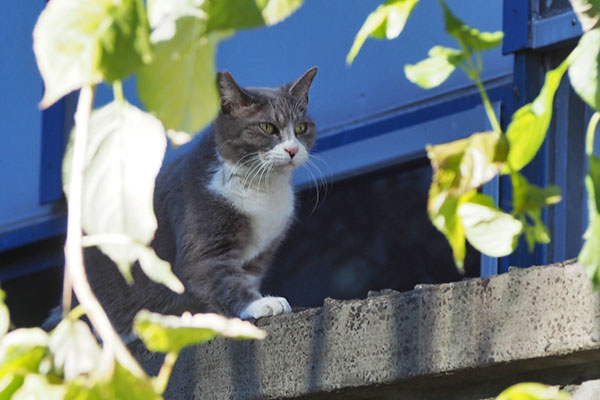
top-left (239, 297), bottom-right (292, 319)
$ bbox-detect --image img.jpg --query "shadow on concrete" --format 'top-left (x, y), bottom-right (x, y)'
top-left (228, 339), bottom-right (260, 400)
top-left (306, 302), bottom-right (330, 394)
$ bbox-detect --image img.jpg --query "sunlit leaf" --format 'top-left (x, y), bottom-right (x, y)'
top-left (63, 101), bottom-right (183, 292)
top-left (405, 46), bottom-right (464, 89)
top-left (510, 172), bottom-right (559, 252)
top-left (48, 319), bottom-right (101, 381)
top-left (428, 190), bottom-right (471, 270)
top-left (205, 0), bottom-right (263, 32)
top-left (346, 0), bottom-right (420, 65)
top-left (458, 193), bottom-right (522, 258)
top-left (428, 132), bottom-right (506, 197)
top-left (569, 0), bottom-right (600, 32)
top-left (134, 310), bottom-right (267, 353)
top-left (34, 0), bottom-right (152, 108)
top-left (136, 244), bottom-right (185, 294)
top-left (505, 59), bottom-right (568, 172)
top-left (511, 172), bottom-right (562, 215)
top-left (580, 156), bottom-right (600, 289)
top-left (441, 2), bottom-right (503, 54)
top-left (521, 209), bottom-right (551, 252)
top-left (256, 0), bottom-right (304, 25)
top-left (569, 28), bottom-right (600, 111)
top-left (65, 362), bottom-right (159, 400)
top-left (427, 132), bottom-right (507, 268)
top-left (590, 155), bottom-right (600, 213)
top-left (0, 329), bottom-right (48, 380)
top-left (0, 374), bottom-right (25, 400)
top-left (12, 375), bottom-right (66, 400)
top-left (0, 290), bottom-right (9, 340)
top-left (496, 382), bottom-right (571, 400)
top-left (147, 0), bottom-right (208, 43)
top-left (138, 17), bottom-right (220, 135)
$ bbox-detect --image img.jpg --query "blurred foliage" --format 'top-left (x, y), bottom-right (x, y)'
top-left (24, 0), bottom-right (304, 398)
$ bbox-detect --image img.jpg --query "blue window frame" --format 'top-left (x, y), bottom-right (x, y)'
top-left (501, 1), bottom-right (586, 271)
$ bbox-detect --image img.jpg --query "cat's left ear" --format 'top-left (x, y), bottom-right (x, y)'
top-left (289, 67), bottom-right (318, 109)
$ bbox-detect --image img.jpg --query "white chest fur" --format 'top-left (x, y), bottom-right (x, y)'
top-left (208, 162), bottom-right (295, 262)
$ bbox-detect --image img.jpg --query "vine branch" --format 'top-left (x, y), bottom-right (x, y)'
top-left (65, 84), bottom-right (146, 378)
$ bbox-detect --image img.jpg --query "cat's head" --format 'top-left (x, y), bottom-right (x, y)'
top-left (214, 67), bottom-right (318, 173)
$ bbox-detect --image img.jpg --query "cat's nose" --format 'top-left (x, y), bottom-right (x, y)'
top-left (284, 146), bottom-right (298, 159)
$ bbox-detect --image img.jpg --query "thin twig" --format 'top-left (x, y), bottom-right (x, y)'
top-left (153, 351), bottom-right (179, 394)
top-left (587, 112), bottom-right (600, 157)
top-left (65, 84), bottom-right (146, 378)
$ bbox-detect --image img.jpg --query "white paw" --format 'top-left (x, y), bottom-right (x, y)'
top-left (239, 297), bottom-right (292, 319)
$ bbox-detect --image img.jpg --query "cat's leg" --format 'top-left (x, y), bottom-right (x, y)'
top-left (237, 250), bottom-right (292, 320)
top-left (180, 256), bottom-right (264, 318)
top-left (239, 296), bottom-right (292, 319)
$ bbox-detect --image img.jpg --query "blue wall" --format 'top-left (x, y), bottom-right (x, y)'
top-left (0, 1), bottom-right (511, 270)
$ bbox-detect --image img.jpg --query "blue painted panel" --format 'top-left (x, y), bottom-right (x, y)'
top-left (217, 0), bottom-right (512, 133)
top-left (0, 215), bottom-right (66, 252)
top-left (0, 2), bottom-right (59, 238)
top-left (40, 100), bottom-right (66, 204)
top-left (503, 0), bottom-right (530, 54)
top-left (531, 11), bottom-right (582, 49)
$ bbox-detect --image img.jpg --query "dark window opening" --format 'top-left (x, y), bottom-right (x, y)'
top-left (264, 159), bottom-right (480, 308)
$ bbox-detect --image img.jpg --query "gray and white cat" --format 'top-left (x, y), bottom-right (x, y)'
top-left (46, 67), bottom-right (318, 333)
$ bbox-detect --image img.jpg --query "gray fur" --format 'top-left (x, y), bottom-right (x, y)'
top-left (43, 68), bottom-right (318, 333)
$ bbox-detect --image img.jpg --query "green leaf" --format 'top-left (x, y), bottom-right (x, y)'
top-left (0, 375), bottom-right (25, 400)
top-left (48, 319), bottom-right (101, 381)
top-left (505, 59), bottom-right (568, 172)
top-left (580, 156), bottom-right (600, 289)
top-left (205, 0), bottom-right (263, 32)
top-left (255, 0), bottom-right (304, 26)
top-left (34, 0), bottom-right (152, 108)
top-left (428, 191), bottom-right (471, 270)
top-left (441, 2), bottom-right (503, 54)
top-left (427, 132), bottom-right (507, 268)
top-left (64, 101), bottom-right (183, 291)
top-left (511, 172), bottom-right (562, 215)
top-left (147, 0), bottom-right (208, 43)
top-left (65, 363), bottom-right (159, 400)
top-left (136, 244), bottom-right (185, 294)
top-left (428, 132), bottom-right (506, 196)
top-left (510, 173), bottom-right (560, 252)
top-left (522, 209), bottom-right (551, 252)
top-left (405, 46), bottom-right (464, 89)
top-left (0, 329), bottom-right (48, 380)
top-left (0, 290), bottom-right (9, 340)
top-left (496, 382), bottom-right (571, 400)
top-left (138, 17), bottom-right (221, 134)
top-left (569, 0), bottom-right (600, 32)
top-left (569, 28), bottom-right (600, 111)
top-left (81, 101), bottom-right (165, 270)
top-left (590, 155), bottom-right (600, 213)
top-left (346, 0), bottom-right (420, 65)
top-left (458, 193), bottom-right (523, 258)
top-left (12, 375), bottom-right (66, 400)
top-left (134, 310), bottom-right (267, 353)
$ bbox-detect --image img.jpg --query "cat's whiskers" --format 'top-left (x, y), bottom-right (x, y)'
top-left (228, 153), bottom-right (259, 179)
top-left (242, 157), bottom-right (266, 190)
top-left (301, 154), bottom-right (331, 213)
top-left (301, 163), bottom-right (321, 213)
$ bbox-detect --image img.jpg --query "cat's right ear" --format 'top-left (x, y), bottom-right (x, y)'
top-left (216, 71), bottom-right (254, 116)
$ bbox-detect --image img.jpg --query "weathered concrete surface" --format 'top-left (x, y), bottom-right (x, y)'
top-left (135, 260), bottom-right (600, 399)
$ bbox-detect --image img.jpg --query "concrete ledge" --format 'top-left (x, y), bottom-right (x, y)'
top-left (135, 260), bottom-right (600, 399)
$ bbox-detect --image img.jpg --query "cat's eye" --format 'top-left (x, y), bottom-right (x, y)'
top-left (259, 122), bottom-right (277, 135)
top-left (295, 122), bottom-right (308, 135)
